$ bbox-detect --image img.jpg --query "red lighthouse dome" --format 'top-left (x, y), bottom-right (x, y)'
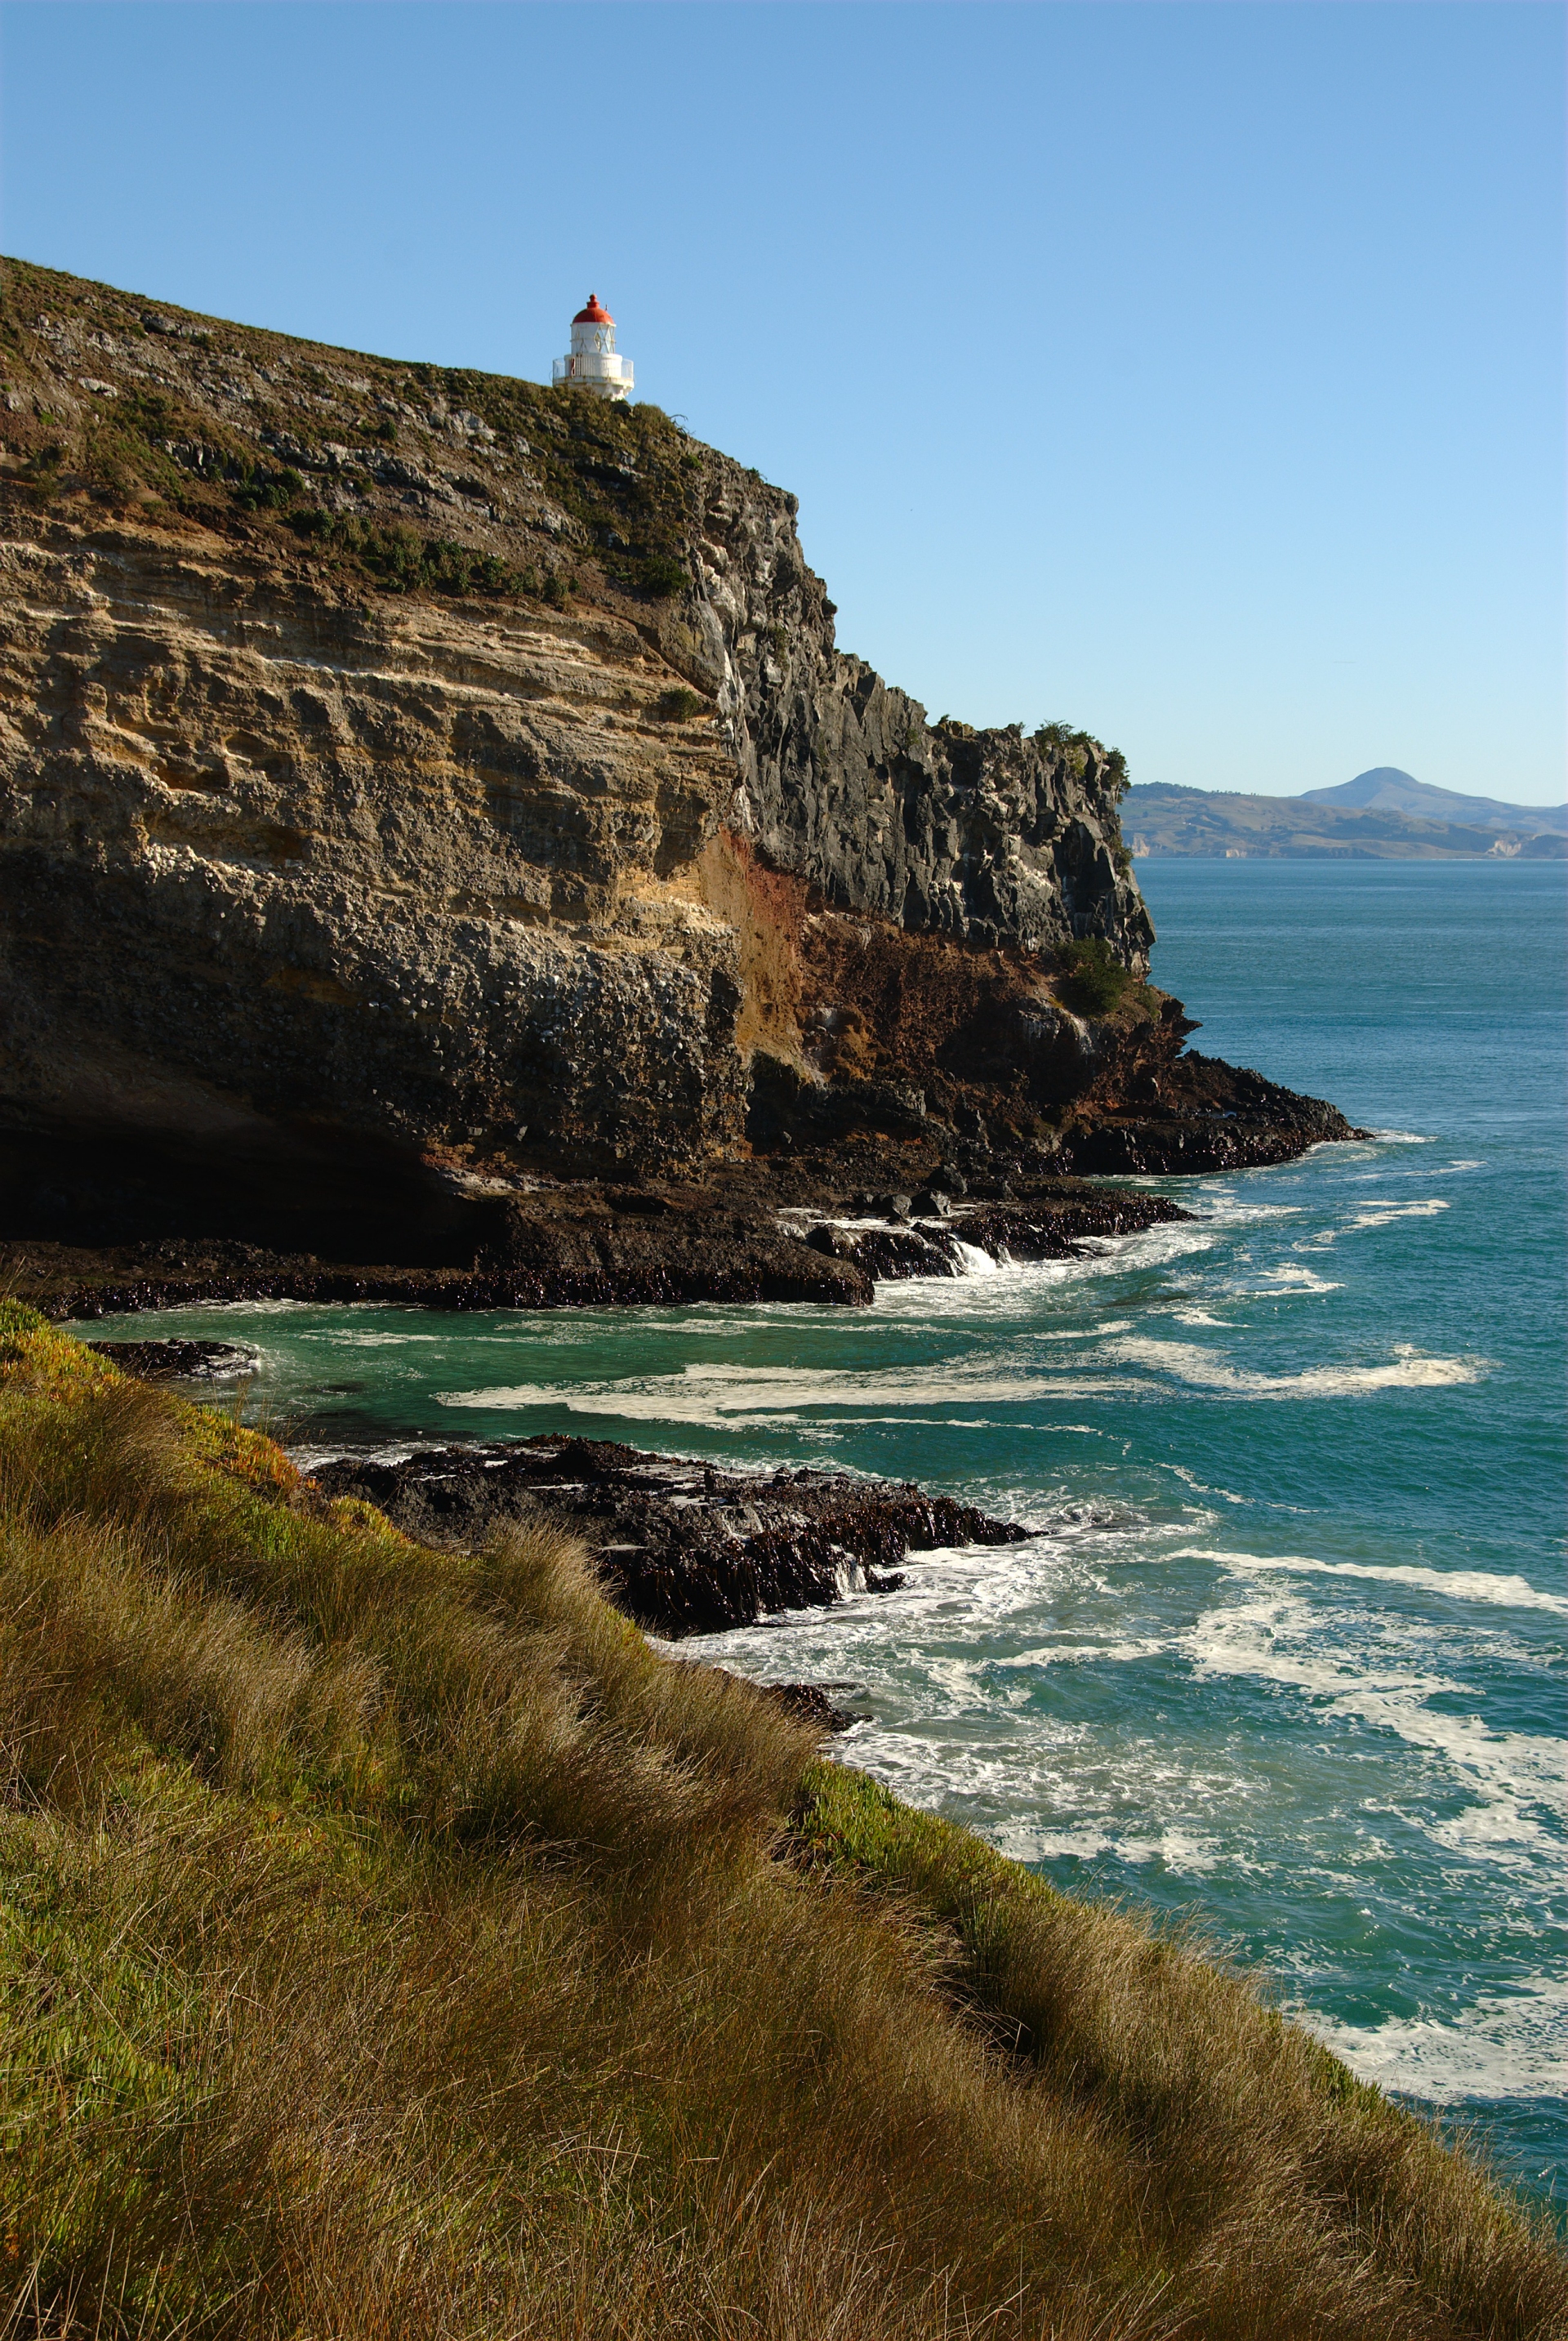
top-left (572, 294), bottom-right (614, 327)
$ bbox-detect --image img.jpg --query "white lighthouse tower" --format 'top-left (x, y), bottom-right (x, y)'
top-left (552, 293), bottom-right (634, 402)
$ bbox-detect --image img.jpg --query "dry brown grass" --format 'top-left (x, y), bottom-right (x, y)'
top-left (0, 1304), bottom-right (1561, 2340)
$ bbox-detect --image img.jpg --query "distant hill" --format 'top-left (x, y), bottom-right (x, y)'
top-left (1302, 768), bottom-right (1568, 836)
top-left (1125, 778), bottom-right (1568, 862)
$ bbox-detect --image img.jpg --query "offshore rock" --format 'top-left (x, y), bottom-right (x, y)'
top-left (85, 1335), bottom-right (256, 1380)
top-left (1049, 1051), bottom-right (1366, 1174)
top-left (310, 1435), bottom-right (1028, 1637)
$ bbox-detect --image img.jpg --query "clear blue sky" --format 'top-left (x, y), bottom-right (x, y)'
top-left (2, 2), bottom-right (1562, 802)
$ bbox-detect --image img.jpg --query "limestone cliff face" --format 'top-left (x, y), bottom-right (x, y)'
top-left (0, 260), bottom-right (1152, 1237)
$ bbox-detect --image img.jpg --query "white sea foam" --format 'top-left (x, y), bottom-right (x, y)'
top-left (1342, 1197), bottom-right (1451, 1232)
top-left (434, 1355), bottom-right (1156, 1420)
top-left (866, 1218), bottom-right (1226, 1320)
top-left (688, 1536), bottom-right (1102, 1673)
top-left (1306, 1978), bottom-right (1568, 2103)
top-left (1258, 1264), bottom-right (1342, 1292)
top-left (989, 1821), bottom-right (1225, 1875)
top-left (291, 1438), bottom-right (430, 1469)
top-left (1176, 1547), bottom-right (1568, 1617)
top-left (1179, 1583), bottom-right (1568, 1853)
top-left (323, 1329), bottom-right (448, 1347)
top-left (167, 1295), bottom-right (322, 1317)
top-left (951, 1238), bottom-right (1000, 1276)
top-left (987, 1635), bottom-right (1166, 1670)
top-left (1196, 1199), bottom-right (1304, 1224)
top-left (1168, 1466), bottom-right (1248, 1506)
top-left (1101, 1335), bottom-right (1484, 1398)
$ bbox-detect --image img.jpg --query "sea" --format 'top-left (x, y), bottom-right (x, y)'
top-left (72, 858), bottom-right (1567, 2214)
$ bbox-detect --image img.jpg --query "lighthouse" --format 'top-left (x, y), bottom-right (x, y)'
top-left (551, 293), bottom-right (634, 402)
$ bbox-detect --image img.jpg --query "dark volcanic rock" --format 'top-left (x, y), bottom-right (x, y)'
top-left (86, 1337), bottom-right (258, 1380)
top-left (1051, 1053), bottom-right (1371, 1175)
top-left (839, 1225), bottom-right (960, 1280)
top-left (474, 1197), bottom-right (871, 1306)
top-left (310, 1435), bottom-right (1027, 1636)
top-left (750, 1680), bottom-right (869, 1734)
top-left (12, 1169), bottom-right (1196, 1322)
top-left (953, 1189), bottom-right (1194, 1260)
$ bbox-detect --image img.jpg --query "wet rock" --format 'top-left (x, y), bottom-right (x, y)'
top-left (310, 1434), bottom-right (1027, 1637)
top-left (86, 1337), bottom-right (257, 1380)
top-left (475, 1198), bottom-right (872, 1306)
top-left (911, 1188), bottom-right (952, 1220)
top-left (13, 1170), bottom-right (1194, 1320)
top-left (749, 1680), bottom-right (869, 1734)
top-left (804, 1222), bottom-right (859, 1261)
top-left (841, 1225), bottom-right (960, 1280)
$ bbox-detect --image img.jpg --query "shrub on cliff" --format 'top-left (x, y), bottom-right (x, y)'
top-left (639, 550), bottom-right (688, 598)
top-left (1056, 934), bottom-right (1150, 1017)
top-left (289, 510), bottom-right (525, 600)
top-left (0, 1314), bottom-right (1560, 2338)
top-left (229, 459), bottom-right (305, 513)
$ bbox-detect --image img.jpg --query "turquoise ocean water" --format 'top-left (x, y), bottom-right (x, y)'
top-left (74, 860), bottom-right (1567, 2209)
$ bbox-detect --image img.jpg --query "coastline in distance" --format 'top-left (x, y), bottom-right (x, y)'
top-left (1126, 767), bottom-right (1568, 860)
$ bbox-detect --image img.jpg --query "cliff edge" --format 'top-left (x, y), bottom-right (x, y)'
top-left (0, 261), bottom-right (1359, 1286)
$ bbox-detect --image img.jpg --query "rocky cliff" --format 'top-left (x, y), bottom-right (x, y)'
top-left (0, 260), bottom-right (1356, 1282)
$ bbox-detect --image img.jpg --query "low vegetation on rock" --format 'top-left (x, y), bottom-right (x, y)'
top-left (0, 1304), bottom-right (1560, 2338)
top-left (0, 261), bottom-right (699, 609)
top-left (1054, 934), bottom-right (1156, 1019)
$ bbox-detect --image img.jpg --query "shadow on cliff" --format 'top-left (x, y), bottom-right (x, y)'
top-left (0, 1110), bottom-right (491, 1264)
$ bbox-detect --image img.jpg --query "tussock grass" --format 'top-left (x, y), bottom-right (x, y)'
top-left (0, 1304), bottom-right (1561, 2339)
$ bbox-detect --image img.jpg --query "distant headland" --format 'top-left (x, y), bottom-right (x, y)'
top-left (1127, 766), bottom-right (1566, 860)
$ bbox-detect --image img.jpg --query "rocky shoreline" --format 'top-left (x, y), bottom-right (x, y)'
top-left (17, 1163), bottom-right (1201, 1321)
top-left (310, 1433), bottom-right (1028, 1638)
top-left (75, 1327), bottom-right (1031, 1642)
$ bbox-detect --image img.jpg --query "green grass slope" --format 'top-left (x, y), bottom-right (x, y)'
top-left (0, 1304), bottom-right (1561, 2339)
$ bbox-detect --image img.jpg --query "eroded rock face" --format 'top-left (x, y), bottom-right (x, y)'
top-left (0, 260), bottom-right (1327, 1259)
top-left (686, 472), bottom-right (1148, 959)
top-left (0, 533), bottom-right (749, 1201)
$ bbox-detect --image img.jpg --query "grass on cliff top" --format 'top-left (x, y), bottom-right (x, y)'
top-left (0, 256), bottom-right (706, 609)
top-left (0, 1302), bottom-right (1561, 2340)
